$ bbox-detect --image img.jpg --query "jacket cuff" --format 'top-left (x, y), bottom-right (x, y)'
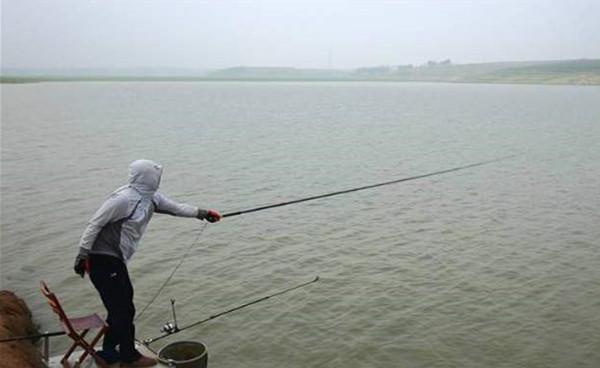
top-left (196, 208), bottom-right (208, 219)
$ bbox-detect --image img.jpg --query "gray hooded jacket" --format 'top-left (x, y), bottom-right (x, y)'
top-left (78, 160), bottom-right (209, 263)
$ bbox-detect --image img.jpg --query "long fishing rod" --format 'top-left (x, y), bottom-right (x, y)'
top-left (140, 155), bottom-right (513, 339)
top-left (222, 155), bottom-right (516, 218)
top-left (143, 275), bottom-right (319, 345)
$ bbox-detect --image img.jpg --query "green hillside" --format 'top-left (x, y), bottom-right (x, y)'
top-left (205, 59), bottom-right (600, 85)
top-left (2, 59), bottom-right (600, 85)
top-left (471, 59), bottom-right (600, 84)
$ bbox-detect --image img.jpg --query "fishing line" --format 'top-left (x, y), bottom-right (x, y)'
top-left (135, 222), bottom-right (209, 321)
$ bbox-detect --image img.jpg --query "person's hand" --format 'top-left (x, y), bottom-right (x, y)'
top-left (74, 251), bottom-right (89, 278)
top-left (206, 209), bottom-right (221, 223)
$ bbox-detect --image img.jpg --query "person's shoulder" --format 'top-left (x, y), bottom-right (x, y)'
top-left (106, 186), bottom-right (138, 206)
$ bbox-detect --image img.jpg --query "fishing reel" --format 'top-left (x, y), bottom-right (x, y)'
top-left (160, 299), bottom-right (180, 335)
top-left (161, 321), bottom-right (178, 334)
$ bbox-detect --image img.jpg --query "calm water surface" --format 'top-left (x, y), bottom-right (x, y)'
top-left (1, 82), bottom-right (599, 367)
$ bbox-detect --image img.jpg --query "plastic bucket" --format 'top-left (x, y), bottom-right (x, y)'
top-left (158, 341), bottom-right (208, 368)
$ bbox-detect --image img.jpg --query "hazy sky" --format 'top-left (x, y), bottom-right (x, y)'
top-left (2, 0), bottom-right (600, 70)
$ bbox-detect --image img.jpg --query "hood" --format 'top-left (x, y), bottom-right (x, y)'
top-left (128, 159), bottom-right (163, 196)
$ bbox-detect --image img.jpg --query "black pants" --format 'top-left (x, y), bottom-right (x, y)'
top-left (89, 254), bottom-right (141, 363)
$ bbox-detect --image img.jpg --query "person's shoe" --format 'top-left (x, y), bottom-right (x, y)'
top-left (121, 355), bottom-right (158, 367)
top-left (95, 349), bottom-right (120, 365)
top-left (92, 353), bottom-right (109, 368)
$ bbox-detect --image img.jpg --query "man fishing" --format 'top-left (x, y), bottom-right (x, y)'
top-left (73, 159), bottom-right (221, 367)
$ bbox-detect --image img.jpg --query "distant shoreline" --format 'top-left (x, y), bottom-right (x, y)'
top-left (2, 59), bottom-right (600, 85)
top-left (2, 77), bottom-right (599, 86)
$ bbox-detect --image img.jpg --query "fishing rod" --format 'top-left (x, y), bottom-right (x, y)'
top-left (143, 275), bottom-right (319, 345)
top-left (222, 155), bottom-right (516, 218)
top-left (0, 331), bottom-right (65, 343)
top-left (139, 155), bottom-right (513, 338)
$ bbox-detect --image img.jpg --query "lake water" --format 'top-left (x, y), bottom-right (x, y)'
top-left (1, 82), bottom-right (599, 367)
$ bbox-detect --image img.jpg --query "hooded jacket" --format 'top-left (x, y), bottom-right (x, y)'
top-left (79, 160), bottom-right (209, 263)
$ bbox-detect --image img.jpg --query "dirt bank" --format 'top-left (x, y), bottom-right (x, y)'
top-left (0, 291), bottom-right (43, 368)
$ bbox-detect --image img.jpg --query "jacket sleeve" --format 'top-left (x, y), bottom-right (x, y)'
top-left (153, 192), bottom-right (207, 218)
top-left (78, 193), bottom-right (130, 251)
